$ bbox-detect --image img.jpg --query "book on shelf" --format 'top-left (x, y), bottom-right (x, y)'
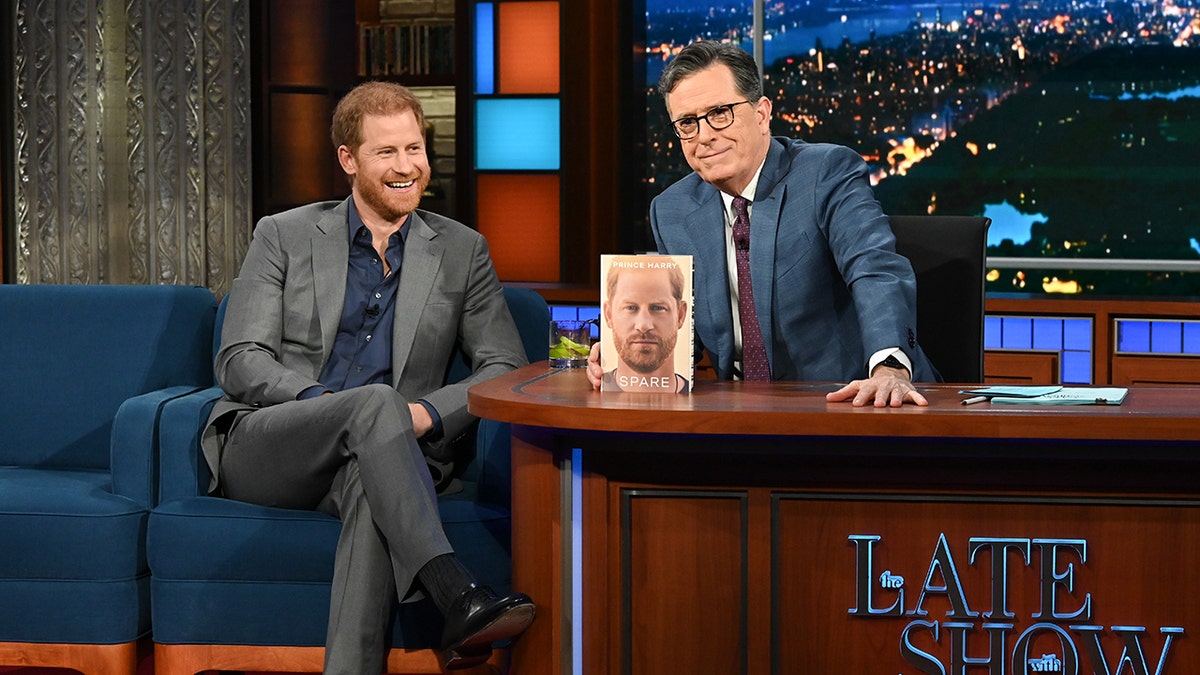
top-left (358, 20), bottom-right (455, 79)
top-left (599, 253), bottom-right (694, 394)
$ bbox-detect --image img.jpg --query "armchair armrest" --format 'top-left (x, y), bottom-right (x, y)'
top-left (157, 386), bottom-right (226, 503)
top-left (111, 385), bottom-right (208, 508)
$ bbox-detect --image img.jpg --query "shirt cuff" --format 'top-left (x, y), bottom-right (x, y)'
top-left (418, 399), bottom-right (444, 441)
top-left (868, 348), bottom-right (912, 377)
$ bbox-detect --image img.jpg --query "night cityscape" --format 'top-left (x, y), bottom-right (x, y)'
top-left (640, 0), bottom-right (1200, 295)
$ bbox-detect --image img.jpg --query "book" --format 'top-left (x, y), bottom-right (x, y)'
top-left (599, 254), bottom-right (694, 393)
top-left (357, 19), bottom-right (455, 77)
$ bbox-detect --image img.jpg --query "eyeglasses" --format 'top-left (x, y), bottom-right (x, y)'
top-left (668, 101), bottom-right (753, 140)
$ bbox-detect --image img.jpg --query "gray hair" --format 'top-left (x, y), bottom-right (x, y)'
top-left (657, 40), bottom-right (763, 101)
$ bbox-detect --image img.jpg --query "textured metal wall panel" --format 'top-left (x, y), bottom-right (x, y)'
top-left (10, 0), bottom-right (250, 295)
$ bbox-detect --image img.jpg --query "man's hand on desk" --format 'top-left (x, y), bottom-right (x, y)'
top-left (586, 342), bottom-right (603, 390)
top-left (826, 365), bottom-right (929, 408)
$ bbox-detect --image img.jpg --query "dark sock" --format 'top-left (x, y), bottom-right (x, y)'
top-left (418, 553), bottom-right (477, 615)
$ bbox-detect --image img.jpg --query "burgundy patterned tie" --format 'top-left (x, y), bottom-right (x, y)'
top-left (732, 196), bottom-right (770, 380)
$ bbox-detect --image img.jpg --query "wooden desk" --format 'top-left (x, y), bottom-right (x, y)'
top-left (469, 365), bottom-right (1200, 675)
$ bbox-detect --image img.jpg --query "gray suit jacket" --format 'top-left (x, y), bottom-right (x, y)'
top-left (650, 137), bottom-right (937, 382)
top-left (202, 198), bottom-right (527, 492)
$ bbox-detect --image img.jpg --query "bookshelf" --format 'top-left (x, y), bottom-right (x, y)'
top-left (356, 0), bottom-right (457, 85)
top-left (358, 20), bottom-right (455, 80)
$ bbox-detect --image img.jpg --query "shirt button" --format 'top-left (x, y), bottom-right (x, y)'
top-left (365, 335), bottom-right (372, 342)
top-left (375, 293), bottom-right (382, 299)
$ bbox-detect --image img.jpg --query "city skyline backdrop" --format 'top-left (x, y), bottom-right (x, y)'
top-left (638, 0), bottom-right (1200, 296)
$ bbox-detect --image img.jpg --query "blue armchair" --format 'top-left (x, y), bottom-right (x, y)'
top-left (147, 286), bottom-right (550, 674)
top-left (0, 284), bottom-right (216, 675)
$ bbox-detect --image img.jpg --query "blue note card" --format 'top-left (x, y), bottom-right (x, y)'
top-left (989, 387), bottom-right (1129, 406)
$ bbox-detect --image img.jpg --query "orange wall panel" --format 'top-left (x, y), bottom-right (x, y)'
top-left (498, 2), bottom-right (560, 94)
top-left (476, 174), bottom-right (560, 282)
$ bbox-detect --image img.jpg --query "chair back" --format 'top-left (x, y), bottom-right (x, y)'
top-left (888, 215), bottom-right (990, 383)
top-left (453, 287), bottom-right (550, 505)
top-left (444, 286), bottom-right (549, 383)
top-left (0, 284), bottom-right (216, 469)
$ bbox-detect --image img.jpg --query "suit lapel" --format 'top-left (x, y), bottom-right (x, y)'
top-left (751, 140), bottom-right (790, 368)
top-left (312, 200), bottom-right (350, 359)
top-left (391, 211), bottom-right (441, 386)
top-left (683, 185), bottom-right (736, 370)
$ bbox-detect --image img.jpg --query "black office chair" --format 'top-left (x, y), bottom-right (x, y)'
top-left (888, 215), bottom-right (991, 383)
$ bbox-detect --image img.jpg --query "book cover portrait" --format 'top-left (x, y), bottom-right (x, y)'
top-left (599, 254), bottom-right (694, 394)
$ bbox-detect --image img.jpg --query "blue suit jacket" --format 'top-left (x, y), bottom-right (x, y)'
top-left (650, 137), bottom-right (938, 383)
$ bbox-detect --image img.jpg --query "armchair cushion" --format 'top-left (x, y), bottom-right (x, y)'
top-left (0, 468), bottom-right (144, 577)
top-left (149, 494), bottom-right (511, 647)
top-left (0, 467), bottom-right (149, 641)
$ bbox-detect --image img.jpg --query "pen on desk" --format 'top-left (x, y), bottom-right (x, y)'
top-left (961, 396), bottom-right (989, 406)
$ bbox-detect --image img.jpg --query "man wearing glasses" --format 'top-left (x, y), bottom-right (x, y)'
top-left (591, 39), bottom-right (938, 405)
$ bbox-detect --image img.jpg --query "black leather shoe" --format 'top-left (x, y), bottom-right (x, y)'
top-left (441, 585), bottom-right (535, 670)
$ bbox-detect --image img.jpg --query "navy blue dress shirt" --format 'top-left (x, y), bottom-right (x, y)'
top-left (298, 201), bottom-right (442, 438)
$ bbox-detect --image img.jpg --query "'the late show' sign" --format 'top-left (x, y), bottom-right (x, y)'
top-left (849, 533), bottom-right (1184, 675)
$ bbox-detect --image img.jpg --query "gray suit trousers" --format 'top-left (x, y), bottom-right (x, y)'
top-left (219, 384), bottom-right (453, 674)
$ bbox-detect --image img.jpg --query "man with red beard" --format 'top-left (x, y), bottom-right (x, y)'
top-left (600, 256), bottom-right (691, 393)
top-left (203, 81), bottom-right (535, 672)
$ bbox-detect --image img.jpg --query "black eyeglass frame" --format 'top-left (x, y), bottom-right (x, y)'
top-left (668, 100), bottom-right (754, 139)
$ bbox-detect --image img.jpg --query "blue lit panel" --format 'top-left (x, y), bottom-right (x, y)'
top-left (984, 316), bottom-right (1003, 350)
top-left (1063, 318), bottom-right (1091, 351)
top-left (1185, 323), bottom-right (1200, 354)
top-left (1117, 320), bottom-right (1151, 353)
top-left (1001, 317), bottom-right (1033, 350)
top-left (551, 305), bottom-right (602, 322)
top-left (1151, 320), bottom-right (1183, 354)
top-left (1032, 318), bottom-right (1063, 351)
top-left (552, 305), bottom-right (601, 341)
top-left (1061, 350), bottom-right (1092, 384)
top-left (475, 3), bottom-right (495, 95)
top-left (551, 305), bottom-right (578, 321)
top-left (986, 314), bottom-right (1095, 384)
top-left (475, 99), bottom-right (560, 170)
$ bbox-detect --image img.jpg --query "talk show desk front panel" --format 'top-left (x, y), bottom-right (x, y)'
top-left (467, 365), bottom-right (1200, 675)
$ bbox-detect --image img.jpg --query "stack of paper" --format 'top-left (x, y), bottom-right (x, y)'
top-left (959, 386), bottom-right (1129, 406)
